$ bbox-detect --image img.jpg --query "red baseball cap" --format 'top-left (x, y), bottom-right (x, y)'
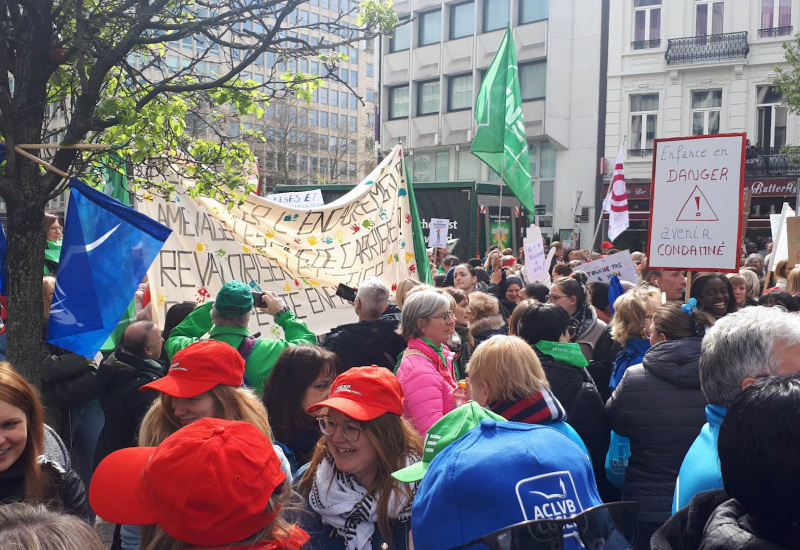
top-left (141, 340), bottom-right (244, 398)
top-left (306, 366), bottom-right (404, 421)
top-left (90, 418), bottom-right (285, 547)
top-left (601, 241), bottom-right (614, 249)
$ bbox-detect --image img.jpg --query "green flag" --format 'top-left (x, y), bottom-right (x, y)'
top-left (471, 27), bottom-right (534, 213)
top-left (402, 150), bottom-right (433, 285)
top-left (102, 153), bottom-right (130, 206)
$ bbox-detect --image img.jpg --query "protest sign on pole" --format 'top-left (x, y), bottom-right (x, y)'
top-left (138, 145), bottom-right (420, 336)
top-left (647, 133), bottom-right (745, 272)
top-left (769, 203), bottom-right (795, 272)
top-left (427, 218), bottom-right (450, 248)
top-left (523, 225), bottom-right (548, 283)
top-left (572, 250), bottom-right (638, 284)
top-left (786, 217), bottom-right (800, 268)
top-left (266, 189), bottom-right (324, 209)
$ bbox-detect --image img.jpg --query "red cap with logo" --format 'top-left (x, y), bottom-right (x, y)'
top-left (306, 365), bottom-right (404, 421)
top-left (140, 340), bottom-right (245, 398)
top-left (90, 418), bottom-right (288, 547)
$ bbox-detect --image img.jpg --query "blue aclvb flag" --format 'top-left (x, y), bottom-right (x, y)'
top-left (46, 178), bottom-right (171, 358)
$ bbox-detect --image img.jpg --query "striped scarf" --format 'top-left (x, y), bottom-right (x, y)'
top-left (487, 389), bottom-right (567, 424)
top-left (309, 456), bottom-right (417, 550)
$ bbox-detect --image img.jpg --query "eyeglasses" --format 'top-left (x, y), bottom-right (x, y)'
top-left (318, 416), bottom-right (362, 442)
top-left (546, 293), bottom-right (567, 303)
top-left (447, 501), bottom-right (638, 550)
top-left (47, 225), bottom-right (63, 232)
top-left (428, 310), bottom-right (457, 322)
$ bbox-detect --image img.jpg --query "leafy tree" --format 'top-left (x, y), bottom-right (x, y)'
top-left (0, 0), bottom-right (397, 381)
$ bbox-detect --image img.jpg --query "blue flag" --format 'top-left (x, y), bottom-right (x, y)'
top-left (0, 143), bottom-right (6, 165)
top-left (608, 275), bottom-right (625, 315)
top-left (46, 178), bottom-right (171, 357)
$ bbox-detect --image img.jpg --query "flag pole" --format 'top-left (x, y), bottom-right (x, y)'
top-left (592, 136), bottom-right (626, 251)
top-left (496, 167), bottom-right (504, 248)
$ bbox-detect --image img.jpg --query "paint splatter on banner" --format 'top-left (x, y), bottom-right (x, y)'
top-left (138, 145), bottom-right (419, 335)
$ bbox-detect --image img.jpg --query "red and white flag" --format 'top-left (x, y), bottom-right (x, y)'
top-left (602, 148), bottom-right (629, 241)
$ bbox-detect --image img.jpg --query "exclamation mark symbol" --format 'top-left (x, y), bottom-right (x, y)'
top-left (695, 196), bottom-right (701, 217)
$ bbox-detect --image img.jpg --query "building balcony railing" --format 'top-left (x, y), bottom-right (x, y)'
top-left (627, 148), bottom-right (653, 159)
top-left (632, 39), bottom-right (661, 51)
top-left (665, 31), bottom-right (749, 65)
top-left (745, 146), bottom-right (800, 177)
top-left (758, 26), bottom-right (793, 38)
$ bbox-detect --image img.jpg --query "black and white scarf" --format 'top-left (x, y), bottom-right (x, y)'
top-left (570, 303), bottom-right (597, 341)
top-left (309, 456), bottom-right (418, 550)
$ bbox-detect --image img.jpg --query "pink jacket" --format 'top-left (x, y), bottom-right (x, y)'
top-left (396, 337), bottom-right (457, 435)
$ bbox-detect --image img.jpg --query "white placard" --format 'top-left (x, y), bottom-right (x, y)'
top-left (572, 250), bottom-right (639, 284)
top-left (266, 189), bottom-right (325, 208)
top-left (523, 225), bottom-right (548, 283)
top-left (648, 134), bottom-right (745, 272)
top-left (428, 218), bottom-right (450, 248)
top-left (769, 203), bottom-right (795, 272)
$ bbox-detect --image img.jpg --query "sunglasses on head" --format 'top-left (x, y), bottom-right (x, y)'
top-left (447, 502), bottom-right (637, 550)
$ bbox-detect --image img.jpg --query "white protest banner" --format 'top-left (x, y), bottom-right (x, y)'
top-left (769, 203), bottom-right (794, 272)
top-left (266, 189), bottom-right (324, 208)
top-left (138, 145), bottom-right (420, 336)
top-left (573, 250), bottom-right (638, 284)
top-left (523, 225), bottom-right (548, 283)
top-left (428, 218), bottom-right (450, 248)
top-left (648, 133), bottom-right (745, 272)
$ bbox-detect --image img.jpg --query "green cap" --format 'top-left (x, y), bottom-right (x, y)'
top-left (214, 281), bottom-right (254, 317)
top-left (391, 402), bottom-right (505, 483)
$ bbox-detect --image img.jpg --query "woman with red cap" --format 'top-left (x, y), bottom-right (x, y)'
top-left (298, 366), bottom-right (423, 550)
top-left (91, 418), bottom-right (308, 550)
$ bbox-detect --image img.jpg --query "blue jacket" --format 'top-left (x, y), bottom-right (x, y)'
top-left (672, 404), bottom-right (726, 514)
top-left (609, 338), bottom-right (650, 391)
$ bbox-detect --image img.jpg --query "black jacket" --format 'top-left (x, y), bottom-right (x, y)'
top-left (0, 458), bottom-right (88, 518)
top-left (654, 490), bottom-right (800, 550)
top-left (40, 341), bottom-right (99, 436)
top-left (324, 315), bottom-right (407, 370)
top-left (536, 350), bottom-right (615, 502)
top-left (469, 315), bottom-right (507, 350)
top-left (606, 337), bottom-right (708, 523)
top-left (487, 271), bottom-right (517, 320)
top-left (94, 349), bottom-right (164, 467)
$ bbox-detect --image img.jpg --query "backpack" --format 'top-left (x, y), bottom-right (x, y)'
top-left (236, 335), bottom-right (259, 388)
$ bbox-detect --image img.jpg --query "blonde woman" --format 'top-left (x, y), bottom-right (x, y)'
top-left (610, 288), bottom-right (661, 392)
top-left (786, 266), bottom-right (800, 297)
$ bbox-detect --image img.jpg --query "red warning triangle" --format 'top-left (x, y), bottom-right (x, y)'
top-left (676, 185), bottom-right (719, 222)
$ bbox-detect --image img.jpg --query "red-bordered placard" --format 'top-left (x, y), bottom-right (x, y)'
top-left (646, 133), bottom-right (745, 273)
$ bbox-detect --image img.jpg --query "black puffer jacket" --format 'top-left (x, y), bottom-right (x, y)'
top-left (40, 341), bottom-right (99, 436)
top-left (469, 314), bottom-right (507, 349)
top-left (606, 336), bottom-right (708, 523)
top-left (536, 350), bottom-right (615, 503)
top-left (0, 457), bottom-right (88, 518)
top-left (324, 315), bottom-right (407, 370)
top-left (93, 349), bottom-right (164, 467)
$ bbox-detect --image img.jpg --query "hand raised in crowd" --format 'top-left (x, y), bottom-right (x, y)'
top-left (258, 290), bottom-right (287, 316)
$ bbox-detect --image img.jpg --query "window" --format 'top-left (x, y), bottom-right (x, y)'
top-left (457, 150), bottom-right (478, 180)
top-left (350, 94), bottom-right (358, 109)
top-left (330, 113), bottom-right (339, 129)
top-left (299, 59), bottom-right (308, 72)
top-left (350, 46), bottom-right (359, 62)
top-left (390, 19), bottom-right (411, 52)
top-left (350, 116), bottom-right (357, 132)
top-left (366, 89), bottom-right (374, 102)
top-left (389, 86), bottom-right (409, 119)
top-left (320, 111), bottom-right (329, 128)
top-left (696, 0), bottom-right (723, 36)
top-left (330, 137), bottom-right (338, 152)
top-left (691, 90), bottom-right (722, 135)
top-left (519, 0), bottom-right (548, 24)
top-left (320, 88), bottom-right (328, 104)
top-left (483, 0), bottom-right (509, 32)
top-left (413, 154), bottom-right (433, 182)
top-left (519, 62), bottom-right (546, 101)
top-left (435, 151), bottom-right (450, 181)
top-left (310, 12), bottom-right (319, 24)
top-left (630, 94), bottom-right (659, 152)
top-left (330, 90), bottom-right (338, 106)
top-left (761, 0), bottom-right (792, 34)
top-left (419, 10), bottom-right (442, 46)
top-left (633, 0), bottom-right (661, 48)
top-left (446, 5), bottom-right (474, 41)
top-left (448, 74), bottom-right (473, 111)
top-left (309, 109), bottom-right (318, 126)
top-left (340, 92), bottom-right (348, 108)
top-left (757, 86), bottom-right (787, 150)
top-left (310, 61), bottom-right (319, 75)
top-left (350, 139), bottom-right (357, 153)
top-left (367, 63), bottom-right (374, 77)
top-left (417, 80), bottom-right (440, 115)
top-left (350, 70), bottom-right (358, 86)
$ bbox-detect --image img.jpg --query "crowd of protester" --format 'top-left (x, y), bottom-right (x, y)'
top-left (3, 219), bottom-right (800, 549)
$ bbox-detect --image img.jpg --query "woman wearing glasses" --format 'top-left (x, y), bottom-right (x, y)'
top-left (546, 271), bottom-right (607, 361)
top-left (396, 289), bottom-right (459, 435)
top-left (43, 213), bottom-right (63, 275)
top-left (299, 366), bottom-right (423, 550)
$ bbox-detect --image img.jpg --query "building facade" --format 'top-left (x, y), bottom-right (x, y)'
top-left (605, 0), bottom-right (800, 251)
top-left (379, 0), bottom-right (603, 247)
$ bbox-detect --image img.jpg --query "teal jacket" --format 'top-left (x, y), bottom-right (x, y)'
top-left (165, 301), bottom-right (317, 394)
top-left (672, 404), bottom-right (726, 514)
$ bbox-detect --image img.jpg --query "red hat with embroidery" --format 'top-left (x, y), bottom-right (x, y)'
top-left (140, 340), bottom-right (244, 398)
top-left (89, 418), bottom-right (293, 547)
top-left (306, 366), bottom-right (404, 420)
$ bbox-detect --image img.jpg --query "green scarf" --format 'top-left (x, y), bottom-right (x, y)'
top-left (535, 340), bottom-right (588, 368)
top-left (422, 337), bottom-right (448, 369)
top-left (44, 240), bottom-right (62, 275)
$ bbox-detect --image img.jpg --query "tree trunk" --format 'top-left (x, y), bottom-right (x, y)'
top-left (5, 178), bottom-right (49, 386)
